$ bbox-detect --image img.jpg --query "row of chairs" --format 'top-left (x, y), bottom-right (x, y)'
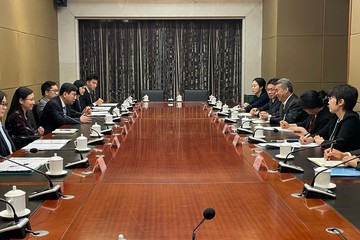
top-left (140, 90), bottom-right (209, 101)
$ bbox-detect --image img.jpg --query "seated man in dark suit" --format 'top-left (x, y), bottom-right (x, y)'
top-left (40, 83), bottom-right (92, 135)
top-left (270, 78), bottom-right (308, 124)
top-left (0, 90), bottom-right (16, 156)
top-left (80, 74), bottom-right (104, 108)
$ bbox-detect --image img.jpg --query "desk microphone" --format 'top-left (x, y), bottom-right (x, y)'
top-left (0, 198), bottom-right (31, 239)
top-left (277, 138), bottom-right (344, 173)
top-left (236, 120), bottom-right (253, 134)
top-left (301, 154), bottom-right (360, 199)
top-left (0, 155), bottom-right (61, 200)
top-left (60, 113), bottom-right (104, 145)
top-left (28, 148), bottom-right (90, 169)
top-left (192, 208), bottom-right (216, 240)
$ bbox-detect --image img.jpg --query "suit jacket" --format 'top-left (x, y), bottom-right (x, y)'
top-left (80, 89), bottom-right (94, 108)
top-left (270, 94), bottom-right (308, 124)
top-left (316, 111), bottom-right (360, 152)
top-left (40, 96), bottom-right (81, 134)
top-left (0, 125), bottom-right (16, 157)
top-left (71, 99), bottom-right (83, 113)
top-left (37, 97), bottom-right (49, 117)
top-left (296, 106), bottom-right (333, 135)
top-left (258, 98), bottom-right (281, 116)
top-left (244, 92), bottom-right (269, 112)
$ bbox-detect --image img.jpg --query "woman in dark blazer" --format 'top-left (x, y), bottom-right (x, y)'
top-left (243, 78), bottom-right (269, 112)
top-left (280, 90), bottom-right (332, 136)
top-left (0, 90), bottom-right (16, 156)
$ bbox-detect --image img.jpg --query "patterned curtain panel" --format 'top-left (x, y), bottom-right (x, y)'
top-left (79, 19), bottom-right (242, 104)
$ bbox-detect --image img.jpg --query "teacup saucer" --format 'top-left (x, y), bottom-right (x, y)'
top-left (276, 154), bottom-right (294, 159)
top-left (105, 122), bottom-right (115, 125)
top-left (0, 208), bottom-right (31, 219)
top-left (317, 182), bottom-right (336, 189)
top-left (90, 133), bottom-right (103, 137)
top-left (46, 170), bottom-right (68, 177)
top-left (75, 147), bottom-right (91, 152)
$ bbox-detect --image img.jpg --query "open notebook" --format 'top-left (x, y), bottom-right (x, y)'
top-left (307, 157), bottom-right (344, 167)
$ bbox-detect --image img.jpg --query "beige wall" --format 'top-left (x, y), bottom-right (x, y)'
top-left (262, 0), bottom-right (349, 96)
top-left (0, 0), bottom-right (59, 114)
top-left (348, 0), bottom-right (360, 110)
top-left (57, 0), bottom-right (263, 98)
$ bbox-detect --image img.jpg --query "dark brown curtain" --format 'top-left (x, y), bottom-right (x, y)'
top-left (79, 19), bottom-right (242, 103)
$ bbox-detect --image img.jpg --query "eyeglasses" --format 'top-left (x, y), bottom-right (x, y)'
top-left (49, 89), bottom-right (59, 94)
top-left (0, 102), bottom-right (8, 107)
top-left (267, 88), bottom-right (275, 92)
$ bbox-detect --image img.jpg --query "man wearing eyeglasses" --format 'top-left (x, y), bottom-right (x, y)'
top-left (40, 83), bottom-right (92, 134)
top-left (37, 81), bottom-right (58, 117)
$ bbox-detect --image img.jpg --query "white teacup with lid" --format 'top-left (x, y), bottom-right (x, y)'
top-left (211, 97), bottom-right (217, 105)
top-left (254, 125), bottom-right (264, 138)
top-left (91, 122), bottom-right (101, 136)
top-left (279, 140), bottom-right (293, 157)
top-left (314, 167), bottom-right (331, 188)
top-left (176, 95), bottom-right (182, 102)
top-left (74, 134), bottom-right (88, 150)
top-left (241, 116), bottom-right (251, 128)
top-left (216, 100), bottom-right (222, 109)
top-left (113, 107), bottom-right (120, 116)
top-left (105, 114), bottom-right (113, 123)
top-left (231, 110), bottom-right (239, 119)
top-left (143, 95), bottom-right (149, 101)
top-left (46, 153), bottom-right (64, 175)
top-left (222, 104), bottom-right (229, 112)
top-left (4, 185), bottom-right (27, 216)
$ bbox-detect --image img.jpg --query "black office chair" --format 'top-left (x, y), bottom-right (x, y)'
top-left (29, 103), bottom-right (40, 127)
top-left (184, 90), bottom-right (209, 101)
top-left (140, 90), bottom-right (164, 101)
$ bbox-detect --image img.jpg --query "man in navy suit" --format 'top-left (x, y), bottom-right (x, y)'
top-left (40, 83), bottom-right (92, 134)
top-left (80, 74), bottom-right (104, 108)
top-left (270, 78), bottom-right (308, 124)
top-left (0, 90), bottom-right (16, 157)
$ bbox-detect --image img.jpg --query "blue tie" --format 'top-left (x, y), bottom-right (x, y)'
top-left (63, 106), bottom-right (67, 116)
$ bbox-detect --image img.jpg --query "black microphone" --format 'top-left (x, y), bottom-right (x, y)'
top-left (0, 155), bottom-right (61, 200)
top-left (60, 113), bottom-right (104, 145)
top-left (28, 148), bottom-right (89, 169)
top-left (192, 208), bottom-right (216, 240)
top-left (0, 198), bottom-right (31, 239)
top-left (302, 154), bottom-right (360, 199)
top-left (236, 119), bottom-right (253, 134)
top-left (277, 138), bottom-right (344, 173)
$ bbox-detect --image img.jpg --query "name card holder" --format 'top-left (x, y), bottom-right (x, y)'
top-left (93, 156), bottom-right (107, 173)
top-left (207, 109), bottom-right (213, 118)
top-left (128, 115), bottom-right (135, 123)
top-left (253, 155), bottom-right (268, 171)
top-left (222, 124), bottom-right (231, 134)
top-left (122, 124), bottom-right (129, 135)
top-left (213, 115), bottom-right (219, 123)
top-left (232, 134), bottom-right (240, 146)
top-left (133, 110), bottom-right (138, 118)
top-left (202, 104), bottom-right (207, 111)
top-left (111, 136), bottom-right (121, 149)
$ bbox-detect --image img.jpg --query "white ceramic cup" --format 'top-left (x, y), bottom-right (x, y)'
top-left (279, 141), bottom-right (293, 157)
top-left (231, 110), bottom-right (238, 119)
top-left (241, 116), bottom-right (251, 128)
top-left (91, 122), bottom-right (101, 136)
top-left (216, 100), bottom-right (222, 109)
top-left (105, 114), bottom-right (113, 123)
top-left (143, 95), bottom-right (149, 101)
top-left (176, 95), bottom-right (182, 101)
top-left (254, 125), bottom-right (264, 138)
top-left (74, 134), bottom-right (88, 150)
top-left (4, 186), bottom-right (26, 215)
top-left (46, 153), bottom-right (63, 175)
top-left (211, 97), bottom-right (217, 104)
top-left (112, 107), bottom-right (120, 116)
top-left (222, 104), bottom-right (229, 112)
top-left (314, 167), bottom-right (331, 188)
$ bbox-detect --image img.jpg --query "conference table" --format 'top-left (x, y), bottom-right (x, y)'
top-left (1, 102), bottom-right (360, 239)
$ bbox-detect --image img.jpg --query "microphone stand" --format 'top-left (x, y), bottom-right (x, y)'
top-left (236, 120), bottom-right (253, 134)
top-left (301, 154), bottom-right (360, 199)
top-left (0, 198), bottom-right (31, 239)
top-left (0, 156), bottom-right (61, 200)
top-left (192, 208), bottom-right (216, 240)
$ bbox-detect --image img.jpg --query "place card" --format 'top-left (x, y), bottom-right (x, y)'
top-left (112, 136), bottom-right (121, 149)
top-left (253, 155), bottom-right (268, 171)
top-left (207, 109), bottom-right (213, 118)
top-left (93, 156), bottom-right (107, 173)
top-left (222, 124), bottom-right (230, 134)
top-left (232, 134), bottom-right (240, 146)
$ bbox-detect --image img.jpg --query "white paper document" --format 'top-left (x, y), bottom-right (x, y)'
top-left (307, 157), bottom-right (344, 167)
top-left (0, 157), bottom-right (49, 172)
top-left (53, 128), bottom-right (78, 134)
top-left (22, 139), bottom-right (70, 150)
top-left (98, 103), bottom-right (118, 107)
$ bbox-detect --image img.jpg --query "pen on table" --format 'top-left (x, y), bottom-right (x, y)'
top-left (327, 142), bottom-right (335, 161)
top-left (10, 163), bottom-right (29, 167)
top-left (304, 132), bottom-right (311, 138)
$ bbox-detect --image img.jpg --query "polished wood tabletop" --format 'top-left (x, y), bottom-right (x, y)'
top-left (19, 102), bottom-right (360, 239)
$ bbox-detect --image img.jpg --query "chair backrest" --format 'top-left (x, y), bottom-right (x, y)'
top-left (184, 90), bottom-right (209, 101)
top-left (29, 103), bottom-right (40, 127)
top-left (141, 90), bottom-right (164, 102)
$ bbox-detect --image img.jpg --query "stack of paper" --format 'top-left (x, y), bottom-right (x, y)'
top-left (22, 139), bottom-right (70, 151)
top-left (0, 157), bottom-right (49, 174)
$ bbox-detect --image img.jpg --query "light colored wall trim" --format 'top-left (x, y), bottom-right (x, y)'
top-left (58, 0), bottom-right (263, 95)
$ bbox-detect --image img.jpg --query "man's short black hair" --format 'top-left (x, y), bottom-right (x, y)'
top-left (41, 81), bottom-right (57, 96)
top-left (59, 83), bottom-right (78, 95)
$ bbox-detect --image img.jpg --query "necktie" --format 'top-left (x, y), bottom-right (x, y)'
top-left (0, 123), bottom-right (13, 155)
top-left (63, 106), bottom-right (67, 116)
top-left (307, 115), bottom-right (316, 133)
